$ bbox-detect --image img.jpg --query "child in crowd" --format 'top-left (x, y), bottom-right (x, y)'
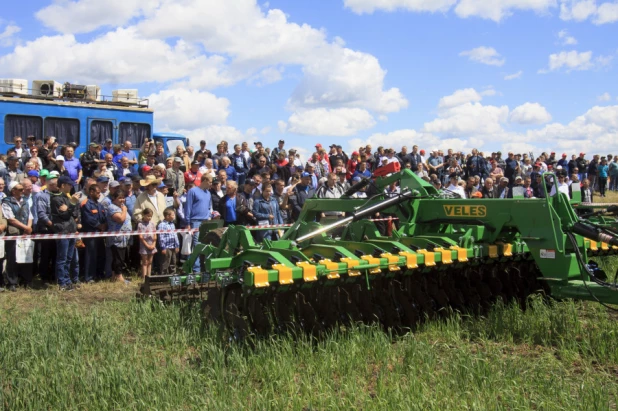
top-left (158, 209), bottom-right (179, 275)
top-left (137, 208), bottom-right (157, 279)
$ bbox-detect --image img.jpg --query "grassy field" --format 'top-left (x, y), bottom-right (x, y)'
top-left (1, 285), bottom-right (618, 410)
top-left (1, 191), bottom-right (618, 410)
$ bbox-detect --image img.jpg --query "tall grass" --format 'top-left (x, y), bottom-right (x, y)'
top-left (1, 296), bottom-right (617, 410)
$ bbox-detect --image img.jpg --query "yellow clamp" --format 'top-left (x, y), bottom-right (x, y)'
top-left (589, 240), bottom-right (598, 251)
top-left (341, 257), bottom-right (362, 277)
top-left (380, 253), bottom-right (401, 271)
top-left (296, 261), bottom-right (317, 282)
top-left (398, 251), bottom-right (418, 269)
top-left (449, 246), bottom-right (468, 262)
top-left (496, 242), bottom-right (513, 257)
top-left (272, 264), bottom-right (294, 285)
top-left (248, 266), bottom-right (269, 288)
top-left (417, 250), bottom-right (436, 267)
top-left (360, 255), bottom-right (382, 274)
top-left (433, 248), bottom-right (452, 265)
top-left (488, 245), bottom-right (499, 259)
top-left (319, 259), bottom-right (341, 280)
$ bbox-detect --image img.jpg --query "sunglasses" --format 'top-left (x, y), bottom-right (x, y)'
top-left (15, 188), bottom-right (24, 192)
top-left (15, 140), bottom-right (22, 143)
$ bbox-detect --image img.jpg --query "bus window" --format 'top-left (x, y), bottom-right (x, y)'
top-left (90, 120), bottom-right (113, 146)
top-left (119, 123), bottom-right (150, 148)
top-left (4, 115), bottom-right (43, 143)
top-left (44, 117), bottom-right (80, 146)
top-left (166, 140), bottom-right (186, 157)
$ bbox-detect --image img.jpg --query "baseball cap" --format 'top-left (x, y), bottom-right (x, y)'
top-left (200, 140), bottom-right (206, 145)
top-left (191, 160), bottom-right (200, 166)
top-left (56, 155), bottom-right (65, 162)
top-left (515, 176), bottom-right (523, 181)
top-left (105, 138), bottom-right (112, 143)
top-left (562, 153), bottom-right (567, 157)
top-left (580, 152), bottom-right (585, 156)
top-left (301, 172), bottom-right (312, 178)
top-left (157, 182), bottom-right (166, 188)
top-left (174, 157), bottom-right (182, 163)
top-left (420, 150), bottom-right (425, 155)
top-left (315, 143), bottom-right (322, 148)
top-left (96, 176), bottom-right (109, 183)
top-left (142, 165), bottom-right (152, 173)
top-left (49, 171), bottom-right (60, 178)
top-left (500, 177), bottom-right (509, 183)
top-left (352, 176), bottom-right (362, 182)
top-left (58, 176), bottom-right (73, 186)
top-left (131, 174), bottom-right (142, 182)
top-left (254, 141), bottom-right (262, 146)
top-left (27, 170), bottom-right (39, 178)
top-left (352, 151), bottom-right (359, 156)
top-left (89, 142), bottom-right (99, 147)
top-left (39, 169), bottom-right (50, 178)
top-left (551, 152), bottom-right (555, 155)
top-left (8, 181), bottom-right (19, 191)
top-left (109, 181), bottom-right (120, 188)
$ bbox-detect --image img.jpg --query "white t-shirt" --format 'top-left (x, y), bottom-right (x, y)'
top-left (446, 184), bottom-right (466, 198)
top-left (148, 194), bottom-right (159, 212)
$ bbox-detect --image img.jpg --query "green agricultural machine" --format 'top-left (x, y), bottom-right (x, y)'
top-left (140, 167), bottom-right (618, 337)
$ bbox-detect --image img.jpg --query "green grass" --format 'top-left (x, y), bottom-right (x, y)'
top-left (1, 294), bottom-right (618, 410)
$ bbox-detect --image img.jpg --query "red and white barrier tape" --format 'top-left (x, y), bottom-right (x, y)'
top-left (0, 217), bottom-right (399, 241)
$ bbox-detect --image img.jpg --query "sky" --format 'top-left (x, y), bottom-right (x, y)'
top-left (1, 0), bottom-right (617, 158)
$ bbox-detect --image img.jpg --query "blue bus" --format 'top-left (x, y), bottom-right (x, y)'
top-left (0, 94), bottom-right (188, 158)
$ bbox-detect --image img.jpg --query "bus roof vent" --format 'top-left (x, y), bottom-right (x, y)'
top-left (32, 80), bottom-right (62, 97)
top-left (0, 79), bottom-right (28, 95)
top-left (112, 89), bottom-right (139, 104)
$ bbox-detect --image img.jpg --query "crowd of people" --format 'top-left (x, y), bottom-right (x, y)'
top-left (0, 135), bottom-right (614, 292)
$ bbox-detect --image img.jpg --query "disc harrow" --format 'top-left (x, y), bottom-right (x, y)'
top-left (139, 167), bottom-right (618, 337)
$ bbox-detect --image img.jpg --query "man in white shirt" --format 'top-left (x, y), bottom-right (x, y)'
top-left (446, 173), bottom-right (466, 198)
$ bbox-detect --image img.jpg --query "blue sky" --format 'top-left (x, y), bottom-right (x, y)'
top-left (1, 0), bottom-right (617, 158)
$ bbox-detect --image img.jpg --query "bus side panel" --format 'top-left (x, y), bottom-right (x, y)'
top-left (0, 100), bottom-right (154, 157)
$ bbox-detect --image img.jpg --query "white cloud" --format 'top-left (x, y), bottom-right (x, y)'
top-left (260, 126), bottom-right (271, 135)
top-left (344, 0), bottom-right (557, 21)
top-left (35, 0), bottom-right (156, 34)
top-left (598, 92), bottom-right (611, 102)
top-left (504, 70), bottom-right (523, 80)
top-left (0, 24), bottom-right (20, 47)
top-left (459, 46), bottom-right (505, 66)
top-left (288, 46), bottom-right (408, 113)
top-left (0, 28), bottom-right (218, 84)
top-left (438, 88), bottom-right (483, 109)
top-left (424, 102), bottom-right (509, 136)
top-left (595, 2), bottom-right (618, 24)
top-left (509, 102), bottom-right (552, 124)
top-left (454, 0), bottom-right (557, 22)
top-left (344, 0), bottom-right (457, 14)
top-left (560, 0), bottom-right (618, 24)
top-left (286, 108), bottom-right (377, 136)
top-left (2, 0), bottom-right (407, 125)
top-left (277, 120), bottom-right (287, 133)
top-left (559, 0), bottom-right (597, 21)
top-left (540, 50), bottom-right (612, 72)
top-left (557, 29), bottom-right (578, 45)
top-left (149, 89), bottom-right (230, 130)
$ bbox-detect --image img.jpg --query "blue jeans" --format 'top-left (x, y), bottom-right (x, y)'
top-left (190, 220), bottom-right (204, 272)
top-left (56, 239), bottom-right (78, 286)
top-left (83, 238), bottom-right (104, 281)
top-left (237, 172), bottom-right (246, 186)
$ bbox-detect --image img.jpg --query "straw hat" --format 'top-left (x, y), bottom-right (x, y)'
top-left (140, 175), bottom-right (162, 187)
